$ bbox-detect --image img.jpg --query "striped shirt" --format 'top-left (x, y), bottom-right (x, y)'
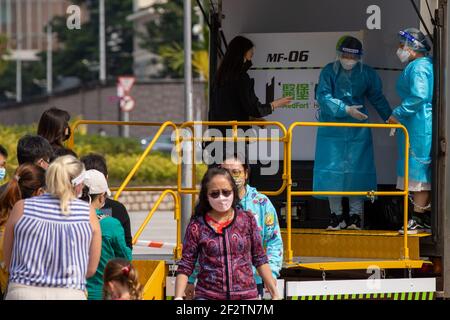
top-left (9, 194), bottom-right (92, 291)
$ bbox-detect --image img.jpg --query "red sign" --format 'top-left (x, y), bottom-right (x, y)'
top-left (120, 95), bottom-right (135, 112)
top-left (118, 76), bottom-right (136, 95)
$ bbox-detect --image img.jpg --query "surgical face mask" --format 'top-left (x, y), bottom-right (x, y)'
top-left (208, 190), bottom-right (234, 213)
top-left (232, 176), bottom-right (246, 189)
top-left (63, 126), bottom-right (71, 141)
top-left (396, 48), bottom-right (411, 63)
top-left (340, 58), bottom-right (358, 70)
top-left (99, 194), bottom-right (106, 209)
top-left (90, 194), bottom-right (105, 209)
top-left (225, 168), bottom-right (246, 189)
top-left (74, 185), bottom-right (84, 199)
top-left (243, 60), bottom-right (253, 71)
top-left (0, 167), bottom-right (5, 181)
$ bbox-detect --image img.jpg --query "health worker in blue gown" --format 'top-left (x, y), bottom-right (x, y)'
top-left (387, 28), bottom-right (433, 234)
top-left (313, 36), bottom-right (392, 231)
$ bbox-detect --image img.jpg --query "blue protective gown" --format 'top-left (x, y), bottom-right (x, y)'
top-left (392, 57), bottom-right (433, 184)
top-left (313, 62), bottom-right (392, 197)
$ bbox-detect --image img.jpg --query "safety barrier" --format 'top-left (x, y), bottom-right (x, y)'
top-left (68, 119), bottom-right (415, 270)
top-left (285, 122), bottom-right (412, 270)
top-left (68, 120), bottom-right (183, 259)
top-left (132, 189), bottom-right (181, 259)
top-left (135, 240), bottom-right (177, 249)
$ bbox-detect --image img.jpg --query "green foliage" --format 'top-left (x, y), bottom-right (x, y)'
top-left (0, 123), bottom-right (207, 186)
top-left (0, 124), bottom-right (39, 179)
top-left (0, 0), bottom-right (134, 100)
top-left (0, 34), bottom-right (9, 76)
top-left (140, 0), bottom-right (208, 78)
top-left (0, 58), bottom-right (46, 101)
top-left (51, 0), bottom-right (134, 81)
top-left (72, 133), bottom-right (142, 156)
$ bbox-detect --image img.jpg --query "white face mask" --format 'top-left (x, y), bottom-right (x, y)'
top-left (232, 176), bottom-right (246, 189)
top-left (340, 58), bottom-right (358, 70)
top-left (208, 193), bottom-right (234, 213)
top-left (75, 185), bottom-right (83, 199)
top-left (0, 167), bottom-right (5, 181)
top-left (396, 48), bottom-right (411, 63)
top-left (99, 194), bottom-right (106, 209)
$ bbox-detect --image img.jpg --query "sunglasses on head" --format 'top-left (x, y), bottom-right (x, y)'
top-left (208, 189), bottom-right (233, 199)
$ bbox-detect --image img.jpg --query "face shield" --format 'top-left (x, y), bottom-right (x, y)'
top-left (334, 47), bottom-right (363, 73)
top-left (398, 30), bottom-right (429, 52)
top-left (396, 29), bottom-right (431, 63)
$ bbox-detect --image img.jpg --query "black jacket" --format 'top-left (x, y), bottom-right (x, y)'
top-left (209, 72), bottom-right (273, 125)
top-left (100, 198), bottom-right (133, 249)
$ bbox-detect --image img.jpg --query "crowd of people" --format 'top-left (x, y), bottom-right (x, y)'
top-left (0, 108), bottom-right (139, 300)
top-left (0, 25), bottom-right (434, 300)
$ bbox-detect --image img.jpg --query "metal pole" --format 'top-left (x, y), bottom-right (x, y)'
top-left (26, 0), bottom-right (31, 49)
top-left (0, 0), bottom-right (3, 34)
top-left (443, 0), bottom-right (450, 299)
top-left (16, 60), bottom-right (22, 102)
top-left (99, 0), bottom-right (106, 83)
top-left (16, 0), bottom-right (22, 102)
top-left (46, 20), bottom-right (52, 95)
top-left (6, 0), bottom-right (11, 49)
top-left (123, 111), bottom-right (130, 137)
top-left (37, 0), bottom-right (42, 51)
top-left (181, 0), bottom-right (193, 239)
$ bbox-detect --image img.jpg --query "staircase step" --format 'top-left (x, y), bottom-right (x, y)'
top-left (283, 256), bottom-right (430, 271)
top-left (281, 229), bottom-right (431, 260)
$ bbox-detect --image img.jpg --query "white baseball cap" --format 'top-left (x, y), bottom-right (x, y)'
top-left (84, 169), bottom-right (111, 196)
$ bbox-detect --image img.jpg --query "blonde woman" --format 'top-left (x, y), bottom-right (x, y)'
top-left (2, 155), bottom-right (102, 300)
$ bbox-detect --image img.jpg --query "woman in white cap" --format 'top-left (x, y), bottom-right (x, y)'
top-left (3, 155), bottom-right (102, 300)
top-left (80, 169), bottom-right (132, 300)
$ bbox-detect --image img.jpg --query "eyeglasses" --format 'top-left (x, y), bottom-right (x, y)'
top-left (37, 158), bottom-right (50, 166)
top-left (228, 169), bottom-right (244, 177)
top-left (208, 189), bottom-right (233, 199)
top-left (220, 167), bottom-right (244, 176)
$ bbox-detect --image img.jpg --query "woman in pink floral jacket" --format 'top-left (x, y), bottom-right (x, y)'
top-left (174, 167), bottom-right (280, 300)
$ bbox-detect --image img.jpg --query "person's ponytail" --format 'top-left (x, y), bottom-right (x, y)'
top-left (0, 164), bottom-right (46, 226)
top-left (0, 176), bottom-right (21, 226)
top-left (46, 155), bottom-right (84, 215)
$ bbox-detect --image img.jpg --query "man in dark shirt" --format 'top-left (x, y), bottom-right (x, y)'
top-left (80, 153), bottom-right (133, 249)
top-left (0, 135), bottom-right (53, 195)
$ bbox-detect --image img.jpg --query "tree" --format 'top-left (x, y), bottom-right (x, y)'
top-left (0, 1), bottom-right (134, 102)
top-left (0, 34), bottom-right (9, 76)
top-left (51, 0), bottom-right (134, 82)
top-left (140, 0), bottom-right (207, 79)
top-left (0, 35), bottom-right (45, 102)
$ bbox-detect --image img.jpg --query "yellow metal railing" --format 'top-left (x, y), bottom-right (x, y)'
top-left (179, 121), bottom-right (289, 197)
top-left (132, 189), bottom-right (182, 260)
top-left (68, 120), bottom-right (183, 259)
top-left (112, 121), bottom-right (180, 198)
top-left (177, 121), bottom-right (289, 213)
top-left (68, 120), bottom-right (183, 193)
top-left (68, 119), bottom-right (415, 270)
top-left (285, 122), bottom-right (410, 266)
top-left (68, 120), bottom-right (288, 198)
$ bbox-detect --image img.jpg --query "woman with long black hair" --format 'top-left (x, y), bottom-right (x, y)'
top-left (209, 36), bottom-right (291, 132)
top-left (207, 36), bottom-right (291, 165)
top-left (37, 107), bottom-right (72, 154)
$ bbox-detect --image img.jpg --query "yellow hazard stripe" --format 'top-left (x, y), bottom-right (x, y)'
top-left (289, 292), bottom-right (435, 300)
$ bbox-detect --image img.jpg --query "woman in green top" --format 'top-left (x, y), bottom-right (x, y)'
top-left (81, 169), bottom-right (132, 300)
